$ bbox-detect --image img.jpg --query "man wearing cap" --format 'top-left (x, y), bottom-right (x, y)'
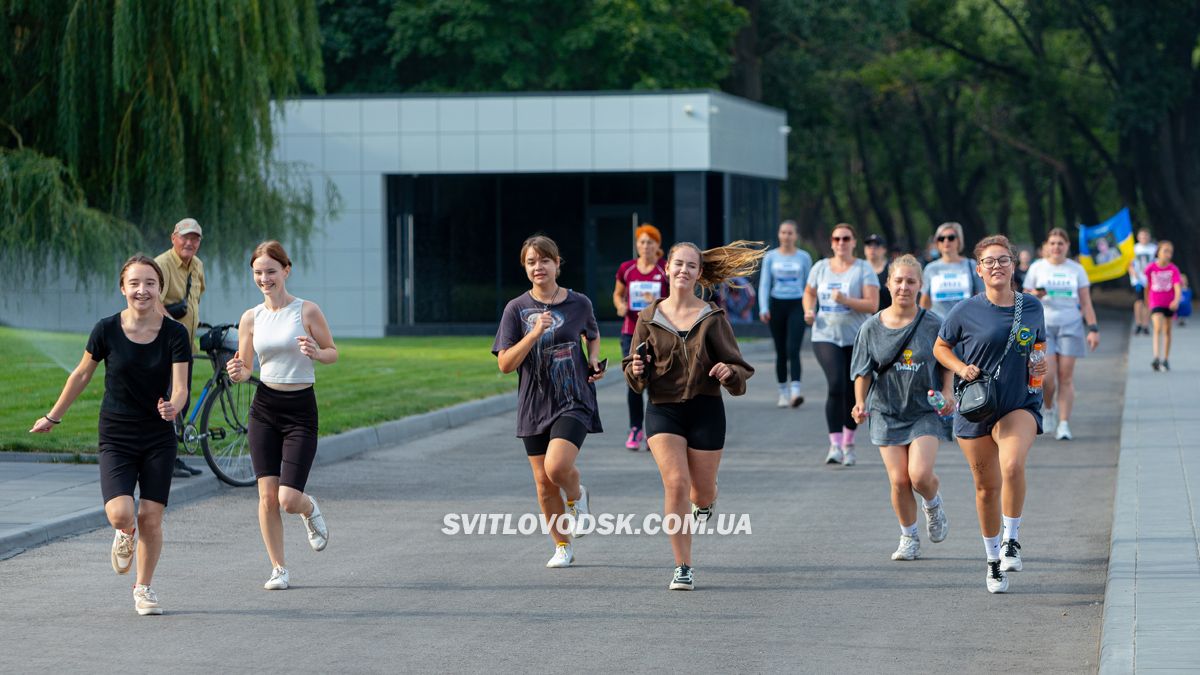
top-left (156, 218), bottom-right (206, 477)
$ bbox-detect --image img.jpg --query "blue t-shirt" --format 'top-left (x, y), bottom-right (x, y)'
top-left (759, 248), bottom-right (813, 314)
top-left (922, 258), bottom-right (983, 319)
top-left (938, 293), bottom-right (1046, 437)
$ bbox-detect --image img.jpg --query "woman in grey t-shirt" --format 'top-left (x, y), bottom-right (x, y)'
top-left (921, 221), bottom-right (983, 318)
top-left (851, 255), bottom-right (953, 562)
top-left (933, 235), bottom-right (1048, 595)
top-left (802, 223), bottom-right (880, 466)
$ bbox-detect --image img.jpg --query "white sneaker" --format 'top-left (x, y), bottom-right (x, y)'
top-left (691, 499), bottom-right (716, 528)
top-left (111, 529), bottom-right (135, 575)
top-left (842, 446), bottom-right (857, 466)
top-left (546, 542), bottom-right (574, 568)
top-left (986, 560), bottom-right (1009, 593)
top-left (789, 383), bottom-right (804, 407)
top-left (924, 501), bottom-right (949, 543)
top-left (777, 393), bottom-right (790, 408)
top-left (264, 565), bottom-right (289, 590)
top-left (301, 496), bottom-right (328, 551)
top-left (1042, 406), bottom-right (1056, 425)
top-left (1000, 539), bottom-right (1023, 572)
top-left (1055, 420), bottom-right (1072, 440)
top-left (133, 584), bottom-right (162, 615)
top-left (569, 485), bottom-right (590, 538)
top-left (669, 564), bottom-right (694, 590)
top-left (890, 533), bottom-right (920, 560)
top-left (825, 444), bottom-right (844, 465)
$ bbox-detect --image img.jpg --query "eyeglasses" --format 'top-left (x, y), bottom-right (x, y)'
top-left (831, 236), bottom-right (853, 243)
top-left (980, 256), bottom-right (1014, 269)
top-left (937, 234), bottom-right (958, 242)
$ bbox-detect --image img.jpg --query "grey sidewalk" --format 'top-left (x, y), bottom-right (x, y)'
top-left (1101, 321), bottom-right (1200, 672)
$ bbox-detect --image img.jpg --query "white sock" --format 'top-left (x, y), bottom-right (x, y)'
top-left (790, 381), bottom-right (801, 395)
top-left (778, 383), bottom-right (789, 395)
top-left (1002, 515), bottom-right (1021, 542)
top-left (984, 534), bottom-right (1001, 561)
top-left (901, 522), bottom-right (918, 537)
top-left (922, 493), bottom-right (942, 509)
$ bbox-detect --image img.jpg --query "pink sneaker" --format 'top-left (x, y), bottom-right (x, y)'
top-left (625, 427), bottom-right (640, 450)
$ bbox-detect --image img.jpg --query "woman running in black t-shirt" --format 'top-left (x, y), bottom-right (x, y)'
top-left (31, 255), bottom-right (192, 616)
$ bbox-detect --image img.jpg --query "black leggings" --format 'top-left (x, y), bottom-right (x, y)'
top-left (620, 333), bottom-right (646, 429)
top-left (248, 385), bottom-right (319, 491)
top-left (767, 298), bottom-right (805, 383)
top-left (813, 341), bottom-right (856, 434)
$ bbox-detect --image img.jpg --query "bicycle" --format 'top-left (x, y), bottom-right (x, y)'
top-left (176, 322), bottom-right (260, 487)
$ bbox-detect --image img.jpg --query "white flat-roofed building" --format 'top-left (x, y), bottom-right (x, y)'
top-left (2, 90), bottom-right (788, 336)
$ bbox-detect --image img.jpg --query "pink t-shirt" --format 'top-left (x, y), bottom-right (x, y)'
top-left (1145, 261), bottom-right (1181, 309)
top-left (617, 259), bottom-right (669, 335)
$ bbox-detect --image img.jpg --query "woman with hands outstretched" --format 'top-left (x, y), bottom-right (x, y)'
top-left (623, 240), bottom-right (763, 591)
top-left (229, 241), bottom-right (337, 592)
top-left (31, 255), bottom-right (192, 616)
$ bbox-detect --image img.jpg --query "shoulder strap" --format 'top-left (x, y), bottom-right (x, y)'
top-left (876, 309), bottom-right (927, 378)
top-left (183, 272), bottom-right (192, 300)
top-left (993, 292), bottom-right (1023, 377)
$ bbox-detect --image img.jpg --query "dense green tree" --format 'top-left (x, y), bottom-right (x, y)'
top-left (1, 0), bottom-right (326, 281)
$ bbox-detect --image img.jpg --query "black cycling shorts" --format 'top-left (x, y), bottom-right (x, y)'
top-left (644, 395), bottom-right (726, 450)
top-left (521, 415), bottom-right (589, 457)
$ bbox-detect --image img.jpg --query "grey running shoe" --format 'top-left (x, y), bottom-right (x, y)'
top-left (924, 501), bottom-right (949, 543)
top-left (891, 534), bottom-right (920, 561)
top-left (987, 560), bottom-right (1009, 593)
top-left (133, 585), bottom-right (162, 615)
top-left (669, 564), bottom-right (694, 590)
top-left (1000, 539), bottom-right (1023, 572)
top-left (842, 446), bottom-right (857, 466)
top-left (301, 496), bottom-right (328, 551)
top-left (825, 444), bottom-right (844, 465)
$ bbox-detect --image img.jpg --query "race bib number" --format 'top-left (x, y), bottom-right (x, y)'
top-left (930, 272), bottom-right (970, 302)
top-left (1043, 271), bottom-right (1078, 299)
top-left (628, 280), bottom-right (662, 311)
top-left (818, 281), bottom-right (849, 314)
top-left (774, 260), bottom-right (802, 285)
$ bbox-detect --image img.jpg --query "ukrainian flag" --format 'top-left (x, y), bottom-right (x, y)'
top-left (1078, 208), bottom-right (1134, 283)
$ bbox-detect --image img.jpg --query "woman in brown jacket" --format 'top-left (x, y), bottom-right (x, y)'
top-left (623, 240), bottom-right (764, 591)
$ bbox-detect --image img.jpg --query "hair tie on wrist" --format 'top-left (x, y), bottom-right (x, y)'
top-left (44, 414), bottom-right (62, 425)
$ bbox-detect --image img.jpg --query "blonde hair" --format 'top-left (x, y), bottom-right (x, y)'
top-left (889, 254), bottom-right (923, 280)
top-left (667, 240), bottom-right (767, 290)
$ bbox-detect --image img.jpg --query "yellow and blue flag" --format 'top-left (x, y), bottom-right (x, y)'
top-left (1078, 208), bottom-right (1134, 283)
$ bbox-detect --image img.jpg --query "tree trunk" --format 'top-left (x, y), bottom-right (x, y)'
top-left (1019, 160), bottom-right (1047, 245)
top-left (722, 0), bottom-right (762, 101)
top-left (855, 122), bottom-right (898, 246)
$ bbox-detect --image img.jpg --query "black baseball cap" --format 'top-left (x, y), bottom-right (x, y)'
top-left (864, 234), bottom-right (884, 246)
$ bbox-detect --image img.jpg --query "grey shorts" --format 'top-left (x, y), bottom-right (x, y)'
top-left (1046, 321), bottom-right (1087, 358)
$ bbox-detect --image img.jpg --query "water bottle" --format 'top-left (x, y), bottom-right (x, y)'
top-left (927, 389), bottom-right (948, 415)
top-left (1028, 342), bottom-right (1046, 393)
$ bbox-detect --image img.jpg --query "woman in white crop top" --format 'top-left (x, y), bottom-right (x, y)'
top-left (227, 240), bottom-right (338, 591)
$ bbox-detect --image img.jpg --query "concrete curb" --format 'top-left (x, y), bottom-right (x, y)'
top-left (0, 339), bottom-right (771, 559)
top-left (1098, 336), bottom-right (1135, 673)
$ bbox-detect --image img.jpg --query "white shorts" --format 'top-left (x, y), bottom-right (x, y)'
top-left (1046, 321), bottom-right (1087, 358)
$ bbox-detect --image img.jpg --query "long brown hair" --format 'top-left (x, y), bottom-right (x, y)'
top-left (667, 240), bottom-right (767, 290)
top-left (119, 254), bottom-right (165, 289)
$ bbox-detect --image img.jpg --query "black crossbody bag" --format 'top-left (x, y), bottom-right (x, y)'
top-left (954, 293), bottom-right (1023, 423)
top-left (164, 273), bottom-right (192, 320)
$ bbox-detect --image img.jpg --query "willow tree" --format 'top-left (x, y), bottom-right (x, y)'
top-left (1, 0), bottom-right (324, 282)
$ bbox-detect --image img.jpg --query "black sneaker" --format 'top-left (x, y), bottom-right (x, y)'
top-left (1000, 539), bottom-right (1022, 572)
top-left (1152, 358), bottom-right (1161, 372)
top-left (669, 564), bottom-right (694, 591)
top-left (1162, 360), bottom-right (1171, 371)
top-left (173, 458), bottom-right (201, 477)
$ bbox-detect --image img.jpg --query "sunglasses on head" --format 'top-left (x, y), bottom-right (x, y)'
top-left (831, 235), bottom-right (853, 242)
top-left (937, 234), bottom-right (958, 242)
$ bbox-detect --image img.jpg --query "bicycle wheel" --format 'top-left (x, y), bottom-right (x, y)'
top-left (200, 374), bottom-right (260, 487)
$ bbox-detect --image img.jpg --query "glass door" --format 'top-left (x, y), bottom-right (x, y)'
top-left (586, 206), bottom-right (647, 321)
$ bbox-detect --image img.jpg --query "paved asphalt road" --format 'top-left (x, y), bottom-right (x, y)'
top-left (0, 327), bottom-right (1126, 673)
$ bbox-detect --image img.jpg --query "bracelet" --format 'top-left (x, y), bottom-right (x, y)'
top-left (43, 414), bottom-right (62, 425)
top-left (1087, 324), bottom-right (1099, 333)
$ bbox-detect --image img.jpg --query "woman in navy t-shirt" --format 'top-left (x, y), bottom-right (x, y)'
top-left (934, 235), bottom-right (1047, 595)
top-left (30, 255), bottom-right (191, 616)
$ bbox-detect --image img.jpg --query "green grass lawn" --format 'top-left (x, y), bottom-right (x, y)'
top-left (0, 326), bottom-right (624, 453)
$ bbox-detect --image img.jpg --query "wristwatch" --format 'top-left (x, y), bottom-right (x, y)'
top-left (1087, 324), bottom-right (1099, 333)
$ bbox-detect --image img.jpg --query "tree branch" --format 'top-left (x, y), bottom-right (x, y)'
top-left (908, 22), bottom-right (1025, 81)
top-left (989, 0), bottom-right (1042, 57)
top-left (970, 118), bottom-right (1066, 173)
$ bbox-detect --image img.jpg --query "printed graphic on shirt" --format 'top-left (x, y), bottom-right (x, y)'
top-left (930, 272), bottom-right (971, 302)
top-left (818, 281), bottom-right (849, 313)
top-left (1043, 271), bottom-right (1079, 299)
top-left (895, 349), bottom-right (923, 372)
top-left (1017, 325), bottom-right (1035, 353)
top-left (629, 279), bottom-right (662, 311)
top-left (520, 308), bottom-right (582, 408)
top-left (774, 260), bottom-right (803, 284)
top-left (1150, 269), bottom-right (1176, 293)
